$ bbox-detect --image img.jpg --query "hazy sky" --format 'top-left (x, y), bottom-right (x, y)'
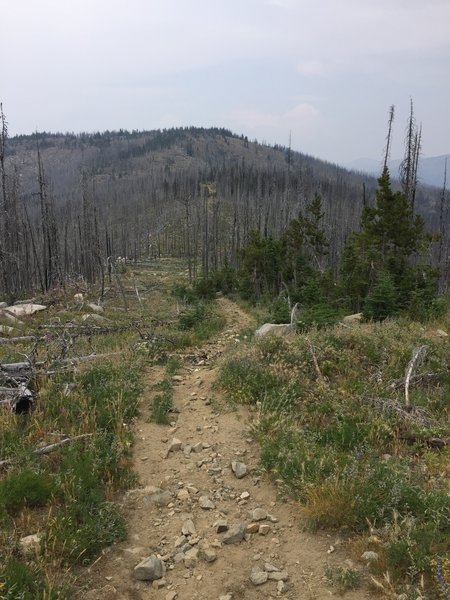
top-left (2, 0), bottom-right (449, 164)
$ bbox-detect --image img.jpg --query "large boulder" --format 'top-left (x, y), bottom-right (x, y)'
top-left (342, 313), bottom-right (363, 325)
top-left (4, 304), bottom-right (47, 317)
top-left (254, 323), bottom-right (295, 339)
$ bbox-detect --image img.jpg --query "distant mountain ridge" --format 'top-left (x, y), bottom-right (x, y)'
top-left (346, 154), bottom-right (449, 188)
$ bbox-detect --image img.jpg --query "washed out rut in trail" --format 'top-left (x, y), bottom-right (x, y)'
top-left (81, 298), bottom-right (372, 600)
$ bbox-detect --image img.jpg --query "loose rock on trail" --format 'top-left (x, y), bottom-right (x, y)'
top-left (80, 298), bottom-right (371, 600)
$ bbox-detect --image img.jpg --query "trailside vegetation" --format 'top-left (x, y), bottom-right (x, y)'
top-left (217, 317), bottom-right (450, 599)
top-left (0, 259), bottom-right (225, 597)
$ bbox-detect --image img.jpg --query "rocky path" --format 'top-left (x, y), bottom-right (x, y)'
top-left (83, 298), bottom-right (372, 600)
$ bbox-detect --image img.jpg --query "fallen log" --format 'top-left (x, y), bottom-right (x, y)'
top-left (0, 386), bottom-right (34, 414)
top-left (404, 345), bottom-right (428, 407)
top-left (387, 368), bottom-right (450, 390)
top-left (0, 361), bottom-right (37, 372)
top-left (0, 352), bottom-right (122, 386)
top-left (0, 352), bottom-right (121, 373)
top-left (399, 435), bottom-right (450, 448)
top-left (0, 336), bottom-right (45, 346)
top-left (363, 396), bottom-right (434, 427)
top-left (0, 433), bottom-right (94, 469)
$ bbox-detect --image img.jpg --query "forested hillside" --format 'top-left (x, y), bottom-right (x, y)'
top-left (1, 121), bottom-right (447, 300)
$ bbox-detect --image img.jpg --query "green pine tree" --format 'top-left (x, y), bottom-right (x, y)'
top-left (341, 167), bottom-right (437, 317)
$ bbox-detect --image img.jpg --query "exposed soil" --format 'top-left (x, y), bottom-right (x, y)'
top-left (80, 298), bottom-right (373, 600)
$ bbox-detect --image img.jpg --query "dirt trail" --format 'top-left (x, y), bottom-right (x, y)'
top-left (83, 298), bottom-right (372, 600)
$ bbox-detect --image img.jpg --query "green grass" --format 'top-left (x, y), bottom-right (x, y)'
top-left (325, 566), bottom-right (362, 594)
top-left (43, 500), bottom-right (126, 565)
top-left (0, 469), bottom-right (56, 515)
top-left (0, 559), bottom-right (70, 600)
top-left (149, 356), bottom-right (182, 424)
top-left (149, 378), bottom-right (175, 424)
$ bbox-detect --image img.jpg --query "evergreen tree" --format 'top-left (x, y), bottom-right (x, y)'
top-left (341, 166), bottom-right (437, 317)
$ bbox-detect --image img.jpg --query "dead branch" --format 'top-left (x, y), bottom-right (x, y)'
top-left (363, 396), bottom-right (434, 427)
top-left (0, 433), bottom-right (93, 469)
top-left (399, 434), bottom-right (450, 448)
top-left (306, 336), bottom-right (326, 386)
top-left (0, 352), bottom-right (122, 383)
top-left (0, 385), bottom-right (34, 413)
top-left (0, 335), bottom-right (45, 346)
top-left (387, 368), bottom-right (449, 390)
top-left (405, 345), bottom-right (428, 407)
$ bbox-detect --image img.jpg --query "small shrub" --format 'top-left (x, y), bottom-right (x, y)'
top-left (269, 297), bottom-right (290, 324)
top-left (217, 357), bottom-right (283, 405)
top-left (178, 303), bottom-right (208, 330)
top-left (150, 378), bottom-right (174, 424)
top-left (301, 481), bottom-right (356, 530)
top-left (325, 565), bottom-right (362, 593)
top-left (80, 363), bottom-right (142, 431)
top-left (364, 271), bottom-right (399, 320)
top-left (171, 283), bottom-right (197, 304)
top-left (44, 500), bottom-right (126, 565)
top-left (165, 355), bottom-right (182, 375)
top-left (193, 277), bottom-right (217, 300)
top-left (0, 469), bottom-right (55, 514)
top-left (0, 559), bottom-right (69, 600)
top-left (297, 304), bottom-right (341, 331)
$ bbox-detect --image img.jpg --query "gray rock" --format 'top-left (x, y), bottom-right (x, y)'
top-left (166, 592), bottom-right (178, 600)
top-left (181, 519), bottom-right (196, 536)
top-left (248, 508), bottom-right (267, 521)
top-left (231, 461), bottom-right (247, 479)
top-left (264, 562), bottom-right (280, 572)
top-left (19, 534), bottom-right (41, 555)
top-left (201, 548), bottom-right (217, 563)
top-left (192, 441), bottom-right (203, 453)
top-left (5, 303), bottom-right (47, 317)
top-left (134, 555), bottom-right (166, 581)
top-left (342, 312), bottom-right (363, 325)
top-left (277, 580), bottom-right (286, 593)
top-left (214, 519), bottom-right (229, 533)
top-left (87, 302), bottom-right (104, 313)
top-left (198, 495), bottom-right (215, 509)
top-left (184, 547), bottom-right (199, 568)
top-left (81, 313), bottom-right (109, 323)
top-left (361, 550), bottom-right (379, 562)
top-left (168, 438), bottom-right (183, 453)
top-left (250, 567), bottom-right (268, 586)
top-left (254, 323), bottom-right (295, 339)
top-left (268, 570), bottom-right (288, 581)
top-left (223, 523), bottom-right (245, 545)
top-left (173, 552), bottom-right (185, 564)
